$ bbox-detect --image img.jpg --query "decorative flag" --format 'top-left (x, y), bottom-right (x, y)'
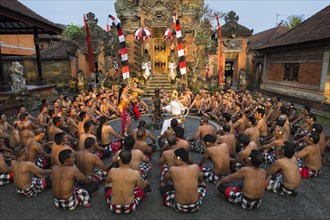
top-left (84, 14), bottom-right (94, 74)
top-left (106, 17), bottom-right (111, 32)
top-left (108, 15), bottom-right (130, 79)
top-left (215, 13), bottom-right (224, 84)
top-left (174, 15), bottom-right (186, 75)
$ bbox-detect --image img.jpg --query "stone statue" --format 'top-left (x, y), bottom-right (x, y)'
top-left (239, 68), bottom-right (247, 91)
top-left (10, 61), bottom-right (26, 93)
top-left (100, 72), bottom-right (109, 90)
top-left (142, 49), bottom-right (152, 80)
top-left (77, 71), bottom-right (85, 91)
top-left (168, 51), bottom-right (177, 82)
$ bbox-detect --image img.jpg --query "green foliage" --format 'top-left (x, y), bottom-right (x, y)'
top-left (62, 24), bottom-right (84, 40)
top-left (284, 15), bottom-right (304, 29)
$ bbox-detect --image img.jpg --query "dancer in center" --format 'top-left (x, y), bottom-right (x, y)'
top-left (118, 83), bottom-right (132, 136)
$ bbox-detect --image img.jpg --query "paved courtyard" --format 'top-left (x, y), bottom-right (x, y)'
top-left (1, 115), bottom-right (330, 219)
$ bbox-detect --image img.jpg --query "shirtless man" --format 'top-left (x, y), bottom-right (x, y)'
top-left (217, 124), bottom-right (236, 156)
top-left (266, 142), bottom-right (300, 196)
top-left (26, 129), bottom-right (52, 169)
top-left (311, 123), bottom-right (326, 154)
top-left (52, 149), bottom-right (98, 210)
top-left (159, 136), bottom-right (179, 182)
top-left (0, 154), bottom-right (13, 186)
top-left (254, 108), bottom-right (267, 144)
top-left (16, 105), bottom-right (37, 123)
top-left (217, 150), bottom-right (266, 210)
top-left (105, 149), bottom-right (150, 214)
top-left (199, 134), bottom-right (230, 184)
top-left (133, 128), bottom-right (155, 156)
top-left (79, 121), bottom-right (111, 159)
top-left (173, 126), bottom-right (190, 151)
top-left (160, 148), bottom-right (206, 213)
top-left (231, 134), bottom-right (258, 171)
top-left (100, 97), bottom-right (117, 120)
top-left (131, 120), bottom-right (156, 145)
top-left (295, 132), bottom-right (322, 178)
top-left (188, 94), bottom-right (202, 114)
top-left (287, 103), bottom-right (298, 123)
top-left (0, 113), bottom-right (13, 142)
top-left (111, 136), bottom-right (150, 181)
top-left (77, 112), bottom-right (90, 135)
top-left (260, 126), bottom-right (284, 165)
top-left (158, 118), bottom-right (179, 150)
top-left (48, 116), bottom-right (77, 144)
top-left (36, 106), bottom-right (48, 128)
top-left (11, 146), bottom-right (52, 197)
top-left (96, 116), bottom-right (123, 154)
top-left (50, 132), bottom-right (74, 166)
top-left (21, 121), bottom-right (35, 147)
top-left (233, 113), bottom-right (247, 134)
top-left (189, 116), bottom-right (216, 154)
top-left (9, 121), bottom-right (21, 149)
top-left (75, 137), bottom-right (109, 183)
top-left (67, 108), bottom-right (79, 139)
top-left (244, 116), bottom-right (260, 147)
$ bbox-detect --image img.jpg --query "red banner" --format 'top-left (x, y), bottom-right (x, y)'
top-left (215, 14), bottom-right (224, 84)
top-left (84, 14), bottom-right (94, 74)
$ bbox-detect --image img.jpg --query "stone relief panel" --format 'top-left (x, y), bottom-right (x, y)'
top-left (223, 39), bottom-right (242, 51)
top-left (142, 0), bottom-right (176, 27)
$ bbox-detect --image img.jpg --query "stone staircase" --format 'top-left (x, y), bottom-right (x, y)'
top-left (144, 73), bottom-right (174, 96)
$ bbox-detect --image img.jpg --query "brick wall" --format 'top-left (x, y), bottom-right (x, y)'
top-left (298, 63), bottom-right (322, 86)
top-left (267, 63), bottom-right (283, 81)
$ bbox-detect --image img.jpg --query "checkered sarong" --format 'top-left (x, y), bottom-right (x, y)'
top-left (230, 161), bottom-right (243, 172)
top-left (160, 165), bottom-right (169, 182)
top-left (140, 161), bottom-right (152, 181)
top-left (16, 177), bottom-right (46, 197)
top-left (189, 141), bottom-right (205, 154)
top-left (35, 156), bottom-right (50, 169)
top-left (101, 140), bottom-right (123, 153)
top-left (87, 167), bottom-right (107, 183)
top-left (54, 188), bottom-right (91, 210)
top-left (200, 167), bottom-right (222, 184)
top-left (266, 175), bottom-right (298, 196)
top-left (0, 172), bottom-right (13, 186)
top-left (264, 152), bottom-right (277, 164)
top-left (105, 186), bottom-right (145, 214)
top-left (219, 185), bottom-right (262, 210)
top-left (162, 184), bottom-right (206, 213)
top-left (298, 159), bottom-right (321, 178)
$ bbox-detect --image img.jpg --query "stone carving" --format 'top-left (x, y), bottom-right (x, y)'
top-left (142, 49), bottom-right (152, 79)
top-left (100, 72), bottom-right (109, 90)
top-left (223, 39), bottom-right (242, 51)
top-left (10, 61), bottom-right (26, 93)
top-left (221, 10), bottom-right (253, 38)
top-left (142, 0), bottom-right (175, 27)
top-left (77, 71), bottom-right (85, 91)
top-left (239, 68), bottom-right (247, 91)
top-left (168, 52), bottom-right (177, 81)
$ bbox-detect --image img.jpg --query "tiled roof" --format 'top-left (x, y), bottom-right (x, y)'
top-left (39, 41), bottom-right (73, 58)
top-left (258, 5), bottom-right (330, 49)
top-left (248, 25), bottom-right (289, 48)
top-left (0, 0), bottom-right (63, 34)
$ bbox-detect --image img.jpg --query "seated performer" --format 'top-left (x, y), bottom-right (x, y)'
top-left (11, 146), bottom-right (52, 197)
top-left (52, 149), bottom-right (98, 210)
top-left (111, 136), bottom-right (151, 181)
top-left (199, 134), bottom-right (230, 184)
top-left (266, 142), bottom-right (300, 196)
top-left (295, 132), bottom-right (322, 178)
top-left (105, 149), bottom-right (150, 214)
top-left (75, 137), bottom-right (110, 183)
top-left (217, 150), bottom-right (266, 210)
top-left (160, 148), bottom-right (206, 213)
top-left (0, 154), bottom-right (13, 186)
top-left (189, 116), bottom-right (217, 154)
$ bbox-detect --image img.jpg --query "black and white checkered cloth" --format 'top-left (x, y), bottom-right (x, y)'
top-left (87, 167), bottom-right (107, 183)
top-left (160, 165), bottom-right (169, 182)
top-left (105, 187), bottom-right (145, 214)
top-left (266, 175), bottom-right (298, 195)
top-left (35, 156), bottom-right (50, 169)
top-left (0, 172), bottom-right (12, 186)
top-left (54, 188), bottom-right (91, 210)
top-left (201, 167), bottom-right (222, 184)
top-left (163, 184), bottom-right (207, 213)
top-left (264, 152), bottom-right (277, 164)
top-left (140, 161), bottom-right (152, 180)
top-left (189, 140), bottom-right (206, 154)
top-left (16, 177), bottom-right (46, 197)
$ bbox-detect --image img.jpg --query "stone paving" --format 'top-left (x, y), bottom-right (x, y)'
top-left (1, 114), bottom-right (330, 219)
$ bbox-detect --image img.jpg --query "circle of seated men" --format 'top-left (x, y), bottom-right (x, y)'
top-left (0, 88), bottom-right (329, 214)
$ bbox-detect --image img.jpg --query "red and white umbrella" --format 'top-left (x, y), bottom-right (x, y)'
top-left (163, 28), bottom-right (176, 40)
top-left (134, 27), bottom-right (152, 42)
